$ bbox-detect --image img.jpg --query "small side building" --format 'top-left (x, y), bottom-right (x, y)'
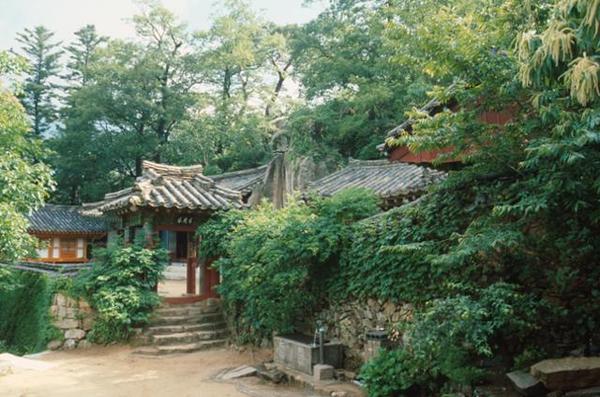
top-left (26, 204), bottom-right (107, 263)
top-left (308, 159), bottom-right (446, 208)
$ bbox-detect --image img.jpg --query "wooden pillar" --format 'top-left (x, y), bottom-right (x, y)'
top-left (186, 257), bottom-right (196, 294)
top-left (186, 234), bottom-right (198, 295)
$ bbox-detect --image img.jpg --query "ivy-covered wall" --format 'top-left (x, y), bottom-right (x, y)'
top-left (0, 271), bottom-right (59, 355)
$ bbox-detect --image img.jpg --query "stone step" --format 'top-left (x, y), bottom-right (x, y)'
top-left (150, 312), bottom-right (224, 326)
top-left (152, 330), bottom-right (229, 346)
top-left (133, 339), bottom-right (227, 355)
top-left (157, 300), bottom-right (221, 311)
top-left (146, 322), bottom-right (227, 336)
top-left (154, 305), bottom-right (221, 317)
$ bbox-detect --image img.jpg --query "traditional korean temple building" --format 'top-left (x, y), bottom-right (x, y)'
top-left (308, 159), bottom-right (446, 208)
top-left (26, 204), bottom-right (107, 263)
top-left (85, 160), bottom-right (245, 303)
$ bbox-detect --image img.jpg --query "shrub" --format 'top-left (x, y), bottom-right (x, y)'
top-left (199, 189), bottom-right (379, 344)
top-left (0, 270), bottom-right (57, 355)
top-left (360, 283), bottom-right (541, 396)
top-left (76, 238), bottom-right (168, 344)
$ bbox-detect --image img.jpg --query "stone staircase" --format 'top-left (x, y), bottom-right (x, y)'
top-left (134, 299), bottom-right (228, 355)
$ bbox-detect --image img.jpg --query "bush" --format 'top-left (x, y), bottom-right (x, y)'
top-left (76, 238), bottom-right (168, 344)
top-left (199, 189), bottom-right (379, 344)
top-left (360, 283), bottom-right (541, 396)
top-left (0, 270), bottom-right (57, 355)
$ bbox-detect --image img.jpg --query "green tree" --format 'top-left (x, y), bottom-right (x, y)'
top-left (50, 2), bottom-right (203, 202)
top-left (16, 26), bottom-right (63, 136)
top-left (0, 51), bottom-right (54, 265)
top-left (65, 24), bottom-right (107, 86)
top-left (49, 25), bottom-right (110, 204)
top-left (166, 0), bottom-right (299, 172)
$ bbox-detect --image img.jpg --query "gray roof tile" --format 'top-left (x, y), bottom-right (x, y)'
top-left (90, 161), bottom-right (245, 213)
top-left (309, 159), bottom-right (445, 198)
top-left (27, 205), bottom-right (107, 234)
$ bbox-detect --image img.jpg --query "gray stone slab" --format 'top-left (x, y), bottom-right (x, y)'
top-left (531, 357), bottom-right (600, 392)
top-left (221, 365), bottom-right (257, 380)
top-left (506, 370), bottom-right (548, 396)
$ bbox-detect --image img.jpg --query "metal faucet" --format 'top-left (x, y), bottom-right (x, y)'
top-left (314, 320), bottom-right (326, 364)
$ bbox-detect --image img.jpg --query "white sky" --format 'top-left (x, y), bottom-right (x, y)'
top-left (0, 0), bottom-right (326, 51)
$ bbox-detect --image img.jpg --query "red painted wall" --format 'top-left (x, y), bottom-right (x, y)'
top-left (388, 108), bottom-right (515, 164)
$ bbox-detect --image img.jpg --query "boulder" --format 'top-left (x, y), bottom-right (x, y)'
top-left (77, 340), bottom-right (92, 349)
top-left (64, 329), bottom-right (86, 340)
top-left (47, 340), bottom-right (63, 350)
top-left (506, 370), bottom-right (548, 396)
top-left (530, 357), bottom-right (600, 392)
top-left (63, 339), bottom-right (77, 350)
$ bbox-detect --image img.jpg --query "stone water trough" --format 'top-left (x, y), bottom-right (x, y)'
top-left (274, 334), bottom-right (343, 375)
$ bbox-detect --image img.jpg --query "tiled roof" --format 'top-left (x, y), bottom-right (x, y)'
top-left (90, 161), bottom-right (245, 213)
top-left (210, 165), bottom-right (268, 193)
top-left (27, 205), bottom-right (107, 234)
top-left (308, 159), bottom-right (445, 198)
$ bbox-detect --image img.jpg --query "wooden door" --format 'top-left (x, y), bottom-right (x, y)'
top-left (60, 239), bottom-right (78, 260)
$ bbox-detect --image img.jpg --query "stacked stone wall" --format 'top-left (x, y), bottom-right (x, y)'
top-left (313, 299), bottom-right (413, 370)
top-left (48, 293), bottom-right (95, 350)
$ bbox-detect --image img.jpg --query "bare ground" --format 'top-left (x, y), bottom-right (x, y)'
top-left (0, 346), bottom-right (323, 397)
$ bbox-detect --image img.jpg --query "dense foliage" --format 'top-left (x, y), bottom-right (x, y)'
top-left (0, 271), bottom-right (59, 355)
top-left (360, 283), bottom-right (541, 396)
top-left (198, 189), bottom-right (379, 344)
top-left (0, 51), bottom-right (53, 268)
top-left (75, 239), bottom-right (168, 344)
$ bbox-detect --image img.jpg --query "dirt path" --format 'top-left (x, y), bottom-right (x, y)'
top-left (0, 346), bottom-right (320, 397)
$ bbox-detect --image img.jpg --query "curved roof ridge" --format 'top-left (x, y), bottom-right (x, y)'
top-left (211, 164), bottom-right (269, 180)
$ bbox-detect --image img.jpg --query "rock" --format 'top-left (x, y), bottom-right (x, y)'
top-left (506, 370), bottom-right (548, 396)
top-left (64, 296), bottom-right (78, 308)
top-left (0, 361), bottom-right (12, 376)
top-left (55, 293), bottom-right (66, 307)
top-left (78, 300), bottom-right (92, 313)
top-left (47, 340), bottom-right (63, 350)
top-left (530, 357), bottom-right (600, 392)
top-left (256, 366), bottom-right (286, 384)
top-left (331, 392), bottom-right (348, 397)
top-left (55, 318), bottom-right (79, 329)
top-left (77, 340), bottom-right (92, 349)
top-left (565, 387), bottom-right (600, 397)
top-left (64, 329), bottom-right (86, 340)
top-left (49, 305), bottom-right (59, 316)
top-left (81, 317), bottom-right (94, 331)
top-left (263, 362), bottom-right (277, 371)
top-left (63, 339), bottom-right (77, 350)
top-left (221, 365), bottom-right (257, 380)
top-left (382, 301), bottom-right (396, 317)
top-left (314, 364), bottom-right (335, 381)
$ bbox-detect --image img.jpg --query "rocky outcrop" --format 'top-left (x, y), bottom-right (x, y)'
top-left (530, 357), bottom-right (600, 392)
top-left (48, 293), bottom-right (95, 350)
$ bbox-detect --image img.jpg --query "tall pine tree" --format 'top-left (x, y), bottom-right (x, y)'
top-left (16, 26), bottom-right (62, 137)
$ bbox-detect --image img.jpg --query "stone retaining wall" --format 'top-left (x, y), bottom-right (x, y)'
top-left (48, 293), bottom-right (95, 350)
top-left (314, 299), bottom-right (413, 370)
